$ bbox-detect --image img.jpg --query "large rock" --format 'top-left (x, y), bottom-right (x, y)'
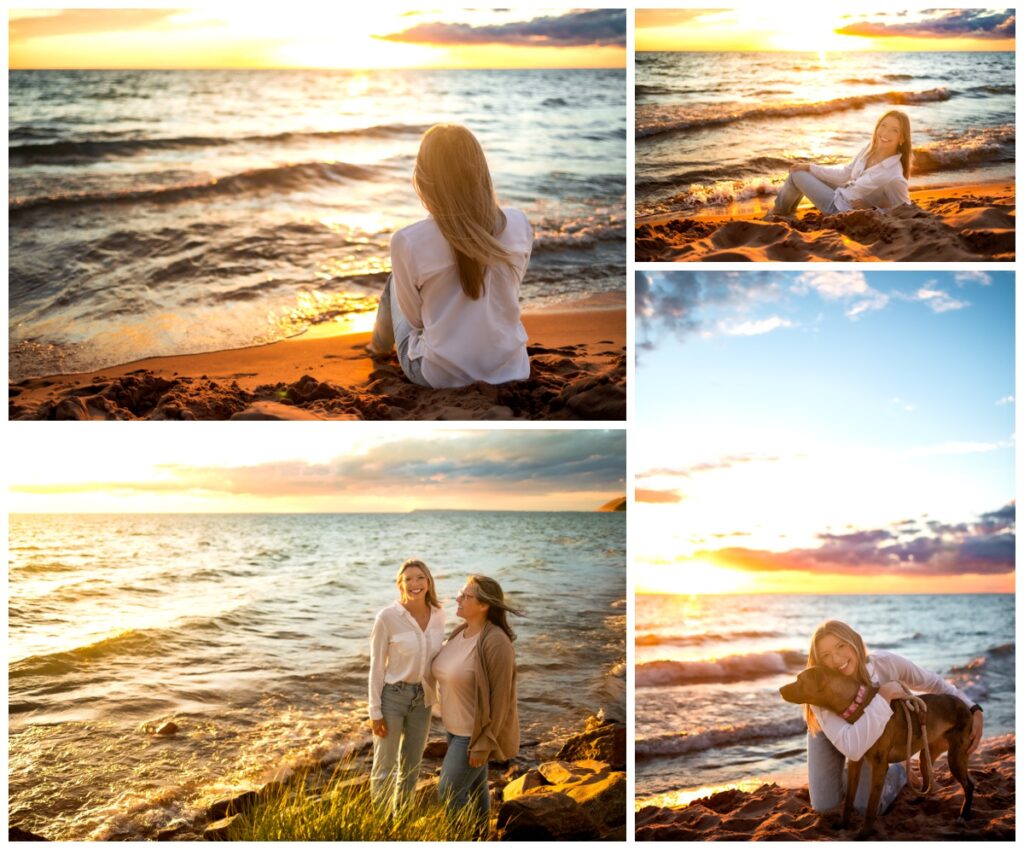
top-left (556, 718), bottom-right (626, 770)
top-left (537, 760), bottom-right (626, 828)
top-left (207, 790), bottom-right (259, 821)
top-left (501, 769), bottom-right (547, 801)
top-left (497, 789), bottom-right (600, 840)
top-left (203, 815), bottom-right (239, 841)
top-left (9, 826), bottom-right (48, 841)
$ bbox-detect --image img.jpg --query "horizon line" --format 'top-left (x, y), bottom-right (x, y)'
top-left (636, 589), bottom-right (1014, 597)
top-left (9, 64), bottom-right (625, 72)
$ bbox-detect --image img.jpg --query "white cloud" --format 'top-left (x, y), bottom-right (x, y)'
top-left (792, 270), bottom-right (870, 299)
top-left (916, 286), bottom-right (970, 313)
top-left (792, 271), bottom-right (889, 319)
top-left (954, 271), bottom-right (992, 286)
top-left (889, 396), bottom-right (915, 413)
top-left (997, 395), bottom-right (1015, 406)
top-left (718, 316), bottom-right (795, 336)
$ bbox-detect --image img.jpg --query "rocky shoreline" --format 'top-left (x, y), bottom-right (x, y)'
top-left (9, 711), bottom-right (626, 842)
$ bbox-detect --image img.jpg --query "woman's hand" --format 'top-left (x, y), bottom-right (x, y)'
top-left (371, 718), bottom-right (388, 737)
top-left (968, 710), bottom-right (984, 755)
top-left (879, 681), bottom-right (912, 702)
top-left (789, 163), bottom-right (810, 173)
top-left (468, 753), bottom-right (487, 768)
top-left (850, 199), bottom-right (872, 210)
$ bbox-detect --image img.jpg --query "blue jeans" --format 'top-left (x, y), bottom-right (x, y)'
top-left (773, 171), bottom-right (838, 215)
top-left (438, 733), bottom-right (489, 827)
top-left (369, 274), bottom-right (429, 386)
top-left (370, 682), bottom-right (432, 814)
top-left (807, 730), bottom-right (907, 814)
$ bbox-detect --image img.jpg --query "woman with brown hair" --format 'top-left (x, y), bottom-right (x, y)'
top-left (802, 620), bottom-right (981, 816)
top-left (368, 123), bottom-right (533, 388)
top-left (431, 574), bottom-right (523, 831)
top-left (771, 110), bottom-right (913, 216)
top-left (368, 558), bottom-right (446, 815)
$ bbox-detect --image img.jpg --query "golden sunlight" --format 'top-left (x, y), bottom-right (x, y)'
top-left (635, 558), bottom-right (749, 596)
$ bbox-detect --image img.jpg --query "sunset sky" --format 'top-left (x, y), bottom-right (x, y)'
top-left (9, 427), bottom-right (625, 513)
top-left (636, 270), bottom-right (1014, 596)
top-left (636, 7), bottom-right (1015, 52)
top-left (9, 7), bottom-right (627, 69)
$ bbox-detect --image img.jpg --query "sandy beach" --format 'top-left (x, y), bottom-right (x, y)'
top-left (9, 298), bottom-right (625, 421)
top-left (635, 182), bottom-right (1014, 262)
top-left (636, 733), bottom-right (1014, 841)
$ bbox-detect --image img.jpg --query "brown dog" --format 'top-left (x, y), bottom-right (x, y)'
top-left (780, 665), bottom-right (974, 838)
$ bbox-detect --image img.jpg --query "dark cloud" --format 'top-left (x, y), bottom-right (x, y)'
top-left (635, 270), bottom-right (783, 350)
top-left (699, 502), bottom-right (1015, 577)
top-left (10, 9), bottom-right (188, 40)
top-left (9, 432), bottom-right (625, 501)
top-left (378, 9), bottom-right (626, 48)
top-left (636, 488), bottom-right (683, 504)
top-left (837, 8), bottom-right (1015, 40)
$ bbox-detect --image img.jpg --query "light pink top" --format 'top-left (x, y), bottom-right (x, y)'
top-left (431, 630), bottom-right (480, 736)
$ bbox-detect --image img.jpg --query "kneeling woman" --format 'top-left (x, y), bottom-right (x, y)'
top-left (368, 559), bottom-right (446, 814)
top-left (804, 620), bottom-right (981, 815)
top-left (772, 110), bottom-right (912, 216)
top-left (369, 123), bottom-right (533, 388)
top-left (431, 575), bottom-right (523, 829)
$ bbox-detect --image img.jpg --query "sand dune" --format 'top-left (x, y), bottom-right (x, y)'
top-left (635, 182), bottom-right (1014, 262)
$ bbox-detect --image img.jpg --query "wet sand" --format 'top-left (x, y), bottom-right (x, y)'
top-left (635, 182), bottom-right (1014, 262)
top-left (9, 298), bottom-right (625, 421)
top-left (636, 733), bottom-right (1014, 841)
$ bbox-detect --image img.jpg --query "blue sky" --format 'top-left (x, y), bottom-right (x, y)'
top-left (636, 270), bottom-right (1014, 594)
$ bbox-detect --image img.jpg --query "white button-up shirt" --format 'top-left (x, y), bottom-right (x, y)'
top-left (368, 601), bottom-right (446, 721)
top-left (390, 207), bottom-right (533, 389)
top-left (811, 650), bottom-right (975, 761)
top-left (810, 145), bottom-right (911, 212)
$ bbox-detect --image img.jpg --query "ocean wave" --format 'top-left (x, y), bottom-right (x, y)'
top-left (532, 215), bottom-right (626, 250)
top-left (636, 629), bottom-right (783, 647)
top-left (9, 123), bottom-right (429, 166)
top-left (10, 159), bottom-right (381, 216)
top-left (636, 649), bottom-right (806, 687)
top-left (636, 88), bottom-right (953, 140)
top-left (913, 125), bottom-right (1015, 175)
top-left (636, 177), bottom-right (785, 217)
top-left (636, 717), bottom-right (806, 760)
top-left (10, 629), bottom-right (165, 679)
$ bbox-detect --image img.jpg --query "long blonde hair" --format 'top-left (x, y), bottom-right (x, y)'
top-left (396, 558), bottom-right (441, 610)
top-left (804, 620), bottom-right (873, 734)
top-left (413, 123), bottom-right (512, 300)
top-left (869, 110), bottom-right (912, 179)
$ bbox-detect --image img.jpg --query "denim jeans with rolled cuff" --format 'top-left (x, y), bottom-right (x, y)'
top-left (438, 732), bottom-right (490, 830)
top-left (807, 729), bottom-right (907, 815)
top-left (773, 170), bottom-right (839, 215)
top-left (370, 681), bottom-right (432, 815)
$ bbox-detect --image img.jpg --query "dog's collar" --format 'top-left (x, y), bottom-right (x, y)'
top-left (840, 684), bottom-right (878, 723)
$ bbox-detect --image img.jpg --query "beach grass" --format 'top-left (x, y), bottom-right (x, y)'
top-left (226, 765), bottom-right (484, 842)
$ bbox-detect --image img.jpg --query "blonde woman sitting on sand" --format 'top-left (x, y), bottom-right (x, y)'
top-left (368, 559), bottom-right (446, 816)
top-left (431, 575), bottom-right (522, 834)
top-left (800, 620), bottom-right (982, 816)
top-left (369, 124), bottom-right (533, 388)
top-left (771, 111), bottom-right (912, 217)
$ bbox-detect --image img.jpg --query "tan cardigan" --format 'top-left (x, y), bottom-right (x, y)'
top-left (448, 620), bottom-right (519, 762)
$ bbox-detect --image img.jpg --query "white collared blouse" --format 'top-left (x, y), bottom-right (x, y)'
top-left (368, 600), bottom-right (446, 721)
top-left (810, 145), bottom-right (911, 212)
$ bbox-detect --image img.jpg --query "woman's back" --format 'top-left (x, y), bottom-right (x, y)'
top-left (391, 207), bottom-right (532, 388)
